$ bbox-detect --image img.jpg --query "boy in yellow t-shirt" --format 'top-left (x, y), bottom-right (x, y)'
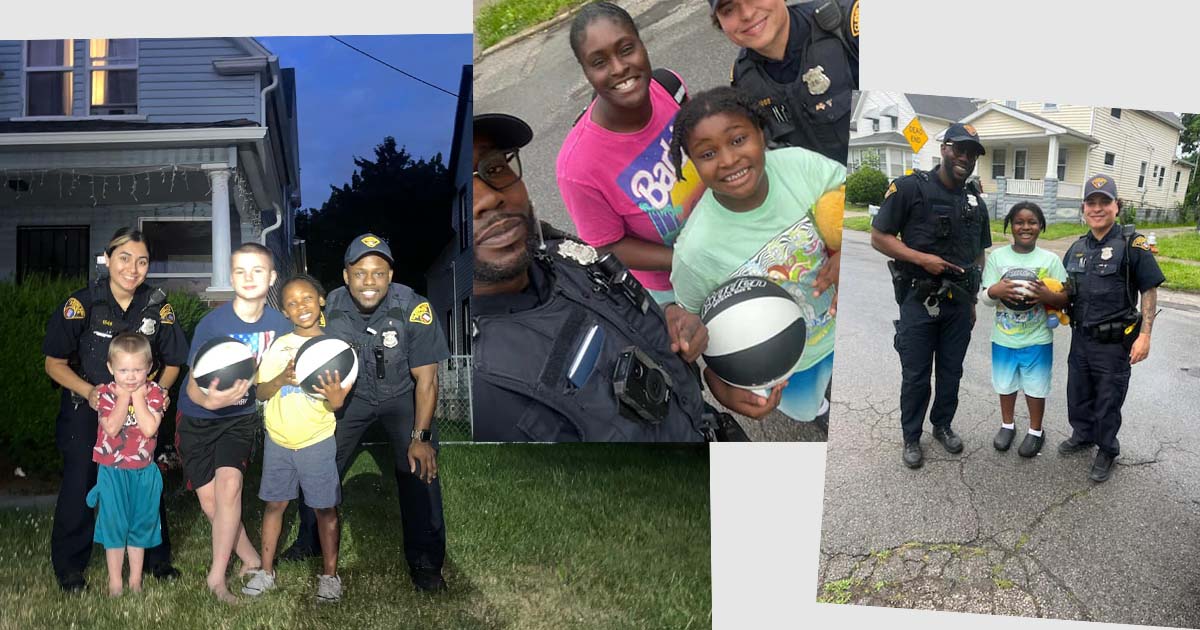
top-left (243, 275), bottom-right (349, 603)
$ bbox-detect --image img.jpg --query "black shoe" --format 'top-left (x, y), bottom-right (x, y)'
top-left (411, 567), bottom-right (447, 592)
top-left (932, 426), bottom-right (963, 454)
top-left (993, 427), bottom-right (1016, 451)
top-left (1017, 433), bottom-right (1044, 458)
top-left (280, 542), bottom-right (318, 562)
top-left (902, 442), bottom-right (924, 469)
top-left (58, 572), bottom-right (86, 594)
top-left (1089, 451), bottom-right (1116, 482)
top-left (1058, 436), bottom-right (1094, 455)
top-left (151, 564), bottom-right (181, 581)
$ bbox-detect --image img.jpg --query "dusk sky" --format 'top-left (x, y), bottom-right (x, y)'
top-left (256, 34), bottom-right (472, 211)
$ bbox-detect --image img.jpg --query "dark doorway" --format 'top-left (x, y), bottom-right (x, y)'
top-left (16, 225), bottom-right (90, 283)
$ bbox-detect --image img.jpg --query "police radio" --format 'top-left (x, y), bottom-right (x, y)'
top-left (592, 254), bottom-right (651, 314)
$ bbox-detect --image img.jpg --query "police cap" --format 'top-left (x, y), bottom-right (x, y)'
top-left (943, 123), bottom-right (986, 155)
top-left (344, 233), bottom-right (394, 267)
top-left (474, 113), bottom-right (533, 151)
top-left (1084, 173), bottom-right (1117, 200)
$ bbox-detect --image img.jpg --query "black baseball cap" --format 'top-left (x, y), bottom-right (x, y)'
top-left (943, 123), bottom-right (986, 155)
top-left (344, 233), bottom-right (393, 266)
top-left (1084, 173), bottom-right (1118, 200)
top-left (708, 0), bottom-right (720, 11)
top-left (474, 113), bottom-right (533, 151)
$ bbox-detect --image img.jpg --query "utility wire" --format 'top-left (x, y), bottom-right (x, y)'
top-left (329, 36), bottom-right (459, 98)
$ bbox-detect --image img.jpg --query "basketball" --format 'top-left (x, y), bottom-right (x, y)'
top-left (700, 276), bottom-right (807, 390)
top-left (193, 336), bottom-right (256, 394)
top-left (1000, 267), bottom-right (1039, 311)
top-left (294, 336), bottom-right (359, 399)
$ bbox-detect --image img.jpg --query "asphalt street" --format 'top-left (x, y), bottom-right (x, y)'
top-left (475, 0), bottom-right (826, 441)
top-left (818, 229), bottom-right (1200, 626)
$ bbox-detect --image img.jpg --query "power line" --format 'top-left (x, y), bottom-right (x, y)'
top-left (329, 36), bottom-right (459, 99)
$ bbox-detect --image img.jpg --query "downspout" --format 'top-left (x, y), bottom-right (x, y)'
top-left (260, 201), bottom-right (283, 246)
top-left (259, 55), bottom-right (280, 129)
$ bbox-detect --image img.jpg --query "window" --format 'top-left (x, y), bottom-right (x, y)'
top-left (459, 297), bottom-right (471, 356)
top-left (1043, 103), bottom-right (1057, 111)
top-left (887, 148), bottom-right (904, 178)
top-left (1103, 152), bottom-right (1116, 166)
top-left (444, 309), bottom-right (456, 355)
top-left (1175, 170), bottom-right (1182, 193)
top-left (88, 39), bottom-right (137, 115)
top-left (457, 185), bottom-right (469, 252)
top-left (991, 149), bottom-right (1006, 178)
top-left (931, 156), bottom-right (941, 168)
top-left (870, 118), bottom-right (880, 132)
top-left (16, 225), bottom-right (89, 283)
top-left (1138, 161), bottom-right (1147, 189)
top-left (1111, 108), bottom-right (1122, 119)
top-left (24, 39), bottom-right (74, 116)
top-left (1057, 148), bottom-right (1068, 181)
top-left (1004, 100), bottom-right (1017, 108)
top-left (1157, 165), bottom-right (1165, 188)
top-left (886, 115), bottom-right (898, 131)
top-left (1013, 149), bottom-right (1027, 180)
top-left (140, 218), bottom-right (212, 276)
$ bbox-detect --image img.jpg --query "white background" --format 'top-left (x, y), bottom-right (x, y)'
top-left (7, 1), bottom-right (1200, 628)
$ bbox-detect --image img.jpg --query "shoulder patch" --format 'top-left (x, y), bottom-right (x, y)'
top-left (158, 303), bottom-right (175, 324)
top-left (884, 181), bottom-right (898, 199)
top-left (409, 302), bottom-right (433, 326)
top-left (64, 297), bottom-right (85, 320)
top-left (1131, 235), bottom-right (1151, 251)
top-left (850, 0), bottom-right (860, 37)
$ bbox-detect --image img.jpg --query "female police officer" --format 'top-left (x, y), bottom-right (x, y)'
top-left (43, 227), bottom-right (188, 592)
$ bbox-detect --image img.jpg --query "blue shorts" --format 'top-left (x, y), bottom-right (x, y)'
top-left (777, 352), bottom-right (835, 422)
top-left (258, 435), bottom-right (341, 509)
top-left (992, 342), bottom-right (1053, 399)
top-left (86, 464), bottom-right (163, 550)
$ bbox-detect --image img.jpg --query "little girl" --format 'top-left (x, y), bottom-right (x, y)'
top-left (668, 86), bottom-right (845, 423)
top-left (980, 201), bottom-right (1069, 457)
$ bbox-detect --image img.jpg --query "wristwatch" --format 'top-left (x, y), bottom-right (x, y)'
top-left (411, 429), bottom-right (432, 443)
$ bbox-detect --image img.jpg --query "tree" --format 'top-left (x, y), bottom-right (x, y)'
top-left (297, 137), bottom-right (454, 294)
top-left (1180, 114), bottom-right (1200, 155)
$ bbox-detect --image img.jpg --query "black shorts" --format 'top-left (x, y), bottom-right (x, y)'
top-left (177, 411), bottom-right (259, 490)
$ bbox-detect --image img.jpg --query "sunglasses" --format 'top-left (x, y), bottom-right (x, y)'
top-left (474, 150), bottom-right (523, 191)
top-left (943, 141), bottom-right (983, 159)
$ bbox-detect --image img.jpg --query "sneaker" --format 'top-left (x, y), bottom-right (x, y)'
top-left (1058, 436), bottom-right (1094, 455)
top-left (241, 570), bottom-right (276, 596)
top-left (1089, 451), bottom-right (1117, 482)
top-left (317, 574), bottom-right (342, 603)
top-left (932, 426), bottom-right (964, 454)
top-left (993, 426), bottom-right (1016, 451)
top-left (1018, 433), bottom-right (1044, 458)
top-left (902, 442), bottom-right (924, 469)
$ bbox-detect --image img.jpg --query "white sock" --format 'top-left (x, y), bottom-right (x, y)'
top-left (1001, 422), bottom-right (1015, 430)
top-left (1028, 428), bottom-right (1043, 437)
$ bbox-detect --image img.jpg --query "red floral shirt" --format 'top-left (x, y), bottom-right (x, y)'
top-left (93, 382), bottom-right (165, 469)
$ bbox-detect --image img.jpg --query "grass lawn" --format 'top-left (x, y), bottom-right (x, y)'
top-left (476, 0), bottom-right (590, 49)
top-left (0, 444), bottom-right (710, 630)
top-left (986, 219), bottom-right (1197, 243)
top-left (844, 216), bottom-right (872, 232)
top-left (1159, 260), bottom-right (1200, 293)
top-left (1156, 232), bottom-right (1200, 261)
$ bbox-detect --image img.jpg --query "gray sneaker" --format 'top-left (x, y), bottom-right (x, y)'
top-left (241, 570), bottom-right (276, 596)
top-left (317, 574), bottom-right (342, 603)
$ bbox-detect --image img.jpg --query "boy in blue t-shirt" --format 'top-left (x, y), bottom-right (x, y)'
top-left (177, 243), bottom-right (291, 603)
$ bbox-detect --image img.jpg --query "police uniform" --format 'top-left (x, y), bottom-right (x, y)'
top-left (727, 0), bottom-right (859, 164)
top-left (291, 244), bottom-right (451, 583)
top-left (472, 237), bottom-right (710, 442)
top-left (873, 160), bottom-right (991, 453)
top-left (1063, 176), bottom-right (1165, 472)
top-left (42, 278), bottom-right (188, 585)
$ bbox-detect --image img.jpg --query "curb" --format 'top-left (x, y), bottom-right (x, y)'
top-left (475, 4), bottom-right (590, 61)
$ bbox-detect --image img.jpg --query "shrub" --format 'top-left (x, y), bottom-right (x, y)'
top-left (847, 166), bottom-right (889, 206)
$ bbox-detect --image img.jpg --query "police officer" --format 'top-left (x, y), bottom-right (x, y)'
top-left (42, 228), bottom-right (188, 592)
top-left (1060, 174), bottom-right (1164, 482)
top-left (711, 0), bottom-right (859, 164)
top-left (284, 234), bottom-right (450, 591)
top-left (870, 123), bottom-right (992, 469)
top-left (473, 112), bottom-right (761, 442)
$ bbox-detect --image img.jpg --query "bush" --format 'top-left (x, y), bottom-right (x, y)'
top-left (847, 166), bottom-right (889, 206)
top-left (0, 277), bottom-right (210, 476)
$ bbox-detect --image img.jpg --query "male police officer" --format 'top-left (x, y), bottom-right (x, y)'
top-left (1060, 175), bottom-right (1164, 483)
top-left (473, 113), bottom-right (764, 441)
top-left (871, 123), bottom-right (992, 469)
top-left (711, 0), bottom-right (859, 164)
top-left (285, 235), bottom-right (450, 590)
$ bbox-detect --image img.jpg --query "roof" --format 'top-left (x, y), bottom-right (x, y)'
top-left (0, 119), bottom-right (259, 134)
top-left (905, 94), bottom-right (979, 122)
top-left (849, 131), bottom-right (910, 147)
top-left (1142, 110), bottom-right (1185, 131)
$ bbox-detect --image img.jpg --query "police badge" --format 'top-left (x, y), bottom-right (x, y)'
top-left (139, 317), bottom-right (157, 335)
top-left (556, 240), bottom-right (599, 266)
top-left (967, 194), bottom-right (978, 207)
top-left (801, 65), bottom-right (831, 96)
top-left (1101, 247), bottom-right (1113, 261)
top-left (382, 330), bottom-right (398, 348)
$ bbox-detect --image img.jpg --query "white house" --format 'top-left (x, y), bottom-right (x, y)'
top-left (848, 92), bottom-right (979, 178)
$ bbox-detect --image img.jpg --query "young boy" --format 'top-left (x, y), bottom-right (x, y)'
top-left (242, 275), bottom-right (348, 603)
top-left (86, 332), bottom-right (167, 597)
top-left (177, 242), bottom-right (292, 603)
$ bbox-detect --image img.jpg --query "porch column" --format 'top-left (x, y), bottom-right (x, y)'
top-left (205, 166), bottom-right (233, 292)
top-left (1046, 135), bottom-right (1059, 179)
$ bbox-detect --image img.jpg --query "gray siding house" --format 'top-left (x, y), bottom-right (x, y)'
top-left (0, 37), bottom-right (300, 299)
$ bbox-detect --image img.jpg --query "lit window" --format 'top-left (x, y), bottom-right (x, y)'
top-left (24, 40), bottom-right (74, 116)
top-left (88, 39), bottom-right (138, 115)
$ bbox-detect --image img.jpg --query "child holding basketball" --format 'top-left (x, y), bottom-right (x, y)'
top-left (86, 332), bottom-right (167, 597)
top-left (242, 275), bottom-right (348, 603)
top-left (980, 201), bottom-right (1068, 457)
top-left (667, 87), bottom-right (845, 423)
top-left (178, 242), bottom-right (291, 603)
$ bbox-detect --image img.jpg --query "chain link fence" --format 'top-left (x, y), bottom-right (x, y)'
top-left (436, 354), bottom-right (473, 442)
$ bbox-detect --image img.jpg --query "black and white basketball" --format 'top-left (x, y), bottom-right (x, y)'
top-left (294, 336), bottom-right (359, 399)
top-left (1000, 267), bottom-right (1039, 311)
top-left (193, 336), bottom-right (256, 394)
top-left (700, 276), bottom-right (806, 390)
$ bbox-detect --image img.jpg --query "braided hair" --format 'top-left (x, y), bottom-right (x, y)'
top-left (1003, 200), bottom-right (1047, 234)
top-left (668, 86), bottom-right (770, 183)
top-left (569, 1), bottom-right (640, 61)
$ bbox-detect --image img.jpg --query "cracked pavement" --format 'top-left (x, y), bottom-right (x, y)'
top-left (819, 230), bottom-right (1200, 627)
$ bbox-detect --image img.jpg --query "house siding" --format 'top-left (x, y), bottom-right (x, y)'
top-left (971, 109), bottom-right (1044, 138)
top-left (1170, 164), bottom-right (1193, 206)
top-left (1088, 109), bottom-right (1181, 209)
top-left (1015, 102), bottom-right (1093, 134)
top-left (0, 41), bottom-right (21, 118)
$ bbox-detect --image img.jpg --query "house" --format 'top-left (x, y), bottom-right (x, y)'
top-left (958, 102), bottom-right (1193, 221)
top-left (0, 37), bottom-right (300, 299)
top-left (848, 92), bottom-right (979, 178)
